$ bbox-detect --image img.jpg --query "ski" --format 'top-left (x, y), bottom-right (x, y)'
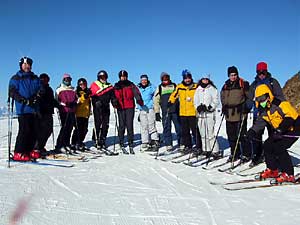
top-left (218, 160), bottom-right (243, 172)
top-left (202, 160), bottom-right (230, 170)
top-left (183, 155), bottom-right (207, 166)
top-left (46, 154), bottom-right (88, 162)
top-left (172, 153), bottom-right (194, 164)
top-left (209, 178), bottom-right (261, 186)
top-left (159, 152), bottom-right (186, 162)
top-left (8, 159), bottom-right (75, 168)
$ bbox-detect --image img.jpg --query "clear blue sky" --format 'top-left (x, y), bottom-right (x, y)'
top-left (1, 0), bottom-right (299, 106)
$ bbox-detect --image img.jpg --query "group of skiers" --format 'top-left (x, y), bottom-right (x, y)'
top-left (8, 56), bottom-right (300, 184)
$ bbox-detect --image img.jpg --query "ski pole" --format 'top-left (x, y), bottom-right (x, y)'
top-left (113, 108), bottom-right (119, 153)
top-left (155, 108), bottom-right (169, 159)
top-left (231, 115), bottom-right (246, 167)
top-left (7, 97), bottom-right (14, 168)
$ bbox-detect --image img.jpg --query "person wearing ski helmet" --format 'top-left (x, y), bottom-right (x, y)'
top-left (194, 76), bottom-right (221, 159)
top-left (168, 69), bottom-right (201, 154)
top-left (8, 57), bottom-right (42, 161)
top-left (220, 66), bottom-right (252, 162)
top-left (248, 62), bottom-right (286, 167)
top-left (90, 70), bottom-right (118, 152)
top-left (245, 84), bottom-right (300, 184)
top-left (114, 70), bottom-right (144, 154)
top-left (137, 74), bottom-right (160, 152)
top-left (153, 72), bottom-right (181, 151)
top-left (55, 73), bottom-right (78, 153)
top-left (71, 78), bottom-right (91, 151)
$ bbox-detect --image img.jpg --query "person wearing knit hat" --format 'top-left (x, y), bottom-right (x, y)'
top-left (248, 61), bottom-right (285, 166)
top-left (221, 66), bottom-right (252, 162)
top-left (154, 72), bottom-right (181, 151)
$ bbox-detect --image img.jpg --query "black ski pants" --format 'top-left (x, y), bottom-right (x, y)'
top-left (72, 117), bottom-right (89, 146)
top-left (180, 116), bottom-right (201, 149)
top-left (56, 112), bottom-right (75, 148)
top-left (92, 101), bottom-right (110, 146)
top-left (117, 108), bottom-right (134, 146)
top-left (34, 113), bottom-right (53, 151)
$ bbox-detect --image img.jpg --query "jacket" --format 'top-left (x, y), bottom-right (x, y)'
top-left (75, 89), bottom-right (91, 118)
top-left (169, 82), bottom-right (198, 116)
top-left (137, 82), bottom-right (156, 110)
top-left (56, 83), bottom-right (77, 113)
top-left (90, 80), bottom-right (118, 109)
top-left (194, 84), bottom-right (219, 116)
top-left (153, 82), bottom-right (178, 114)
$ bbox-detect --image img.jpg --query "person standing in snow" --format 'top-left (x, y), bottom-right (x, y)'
top-left (55, 74), bottom-right (77, 154)
top-left (8, 57), bottom-right (42, 161)
top-left (248, 62), bottom-right (285, 166)
top-left (34, 73), bottom-right (57, 158)
top-left (194, 76), bottom-right (221, 159)
top-left (137, 74), bottom-right (160, 152)
top-left (168, 69), bottom-right (201, 154)
top-left (245, 84), bottom-right (300, 184)
top-left (153, 72), bottom-right (181, 152)
top-left (90, 70), bottom-right (118, 151)
top-left (71, 78), bottom-right (91, 151)
top-left (114, 70), bottom-right (144, 154)
top-left (220, 66), bottom-right (252, 162)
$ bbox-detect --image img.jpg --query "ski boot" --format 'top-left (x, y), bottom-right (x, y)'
top-left (129, 146), bottom-right (135, 154)
top-left (12, 152), bottom-right (31, 161)
top-left (270, 172), bottom-right (295, 185)
top-left (140, 143), bottom-right (149, 152)
top-left (30, 150), bottom-right (41, 160)
top-left (211, 152), bottom-right (223, 160)
top-left (255, 168), bottom-right (279, 180)
top-left (120, 144), bottom-right (129, 154)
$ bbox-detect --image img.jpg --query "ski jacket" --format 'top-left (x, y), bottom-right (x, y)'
top-left (114, 80), bottom-right (143, 110)
top-left (75, 89), bottom-right (91, 118)
top-left (194, 84), bottom-right (219, 116)
top-left (220, 77), bottom-right (251, 122)
top-left (249, 72), bottom-right (285, 119)
top-left (169, 82), bottom-right (198, 116)
top-left (137, 82), bottom-right (156, 110)
top-left (90, 80), bottom-right (118, 109)
top-left (55, 83), bottom-right (77, 113)
top-left (153, 82), bottom-right (178, 114)
top-left (39, 84), bottom-right (56, 115)
top-left (9, 70), bottom-right (41, 115)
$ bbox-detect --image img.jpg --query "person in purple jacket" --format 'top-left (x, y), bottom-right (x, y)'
top-left (54, 74), bottom-right (78, 154)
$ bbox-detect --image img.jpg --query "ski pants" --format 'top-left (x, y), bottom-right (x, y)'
top-left (117, 108), bottom-right (134, 146)
top-left (263, 132), bottom-right (299, 175)
top-left (197, 112), bottom-right (219, 153)
top-left (56, 112), bottom-right (75, 148)
top-left (162, 111), bottom-right (181, 146)
top-left (72, 117), bottom-right (89, 146)
top-left (92, 101), bottom-right (110, 146)
top-left (34, 113), bottom-right (53, 150)
top-left (226, 118), bottom-right (250, 158)
top-left (15, 113), bottom-right (39, 154)
top-left (139, 108), bottom-right (159, 144)
top-left (180, 116), bottom-right (201, 149)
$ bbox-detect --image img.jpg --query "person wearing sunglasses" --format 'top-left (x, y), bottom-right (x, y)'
top-left (245, 84), bottom-right (300, 184)
top-left (248, 62), bottom-right (285, 167)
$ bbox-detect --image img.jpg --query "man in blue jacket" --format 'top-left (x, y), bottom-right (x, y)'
top-left (9, 57), bottom-right (42, 161)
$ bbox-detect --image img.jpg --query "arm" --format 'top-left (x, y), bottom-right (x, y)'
top-left (153, 86), bottom-right (161, 113)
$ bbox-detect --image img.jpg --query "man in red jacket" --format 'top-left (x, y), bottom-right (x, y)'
top-left (114, 70), bottom-right (144, 154)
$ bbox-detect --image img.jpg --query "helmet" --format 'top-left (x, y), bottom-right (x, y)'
top-left (19, 56), bottom-right (33, 69)
top-left (118, 70), bottom-right (128, 78)
top-left (97, 70), bottom-right (108, 80)
top-left (182, 69), bottom-right (192, 79)
top-left (255, 84), bottom-right (274, 108)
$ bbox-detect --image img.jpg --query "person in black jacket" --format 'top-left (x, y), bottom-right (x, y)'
top-left (34, 73), bottom-right (57, 158)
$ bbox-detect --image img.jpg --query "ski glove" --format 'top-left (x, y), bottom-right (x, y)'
top-left (207, 105), bottom-right (213, 112)
top-left (272, 129), bottom-right (283, 141)
top-left (155, 113), bottom-right (162, 122)
top-left (21, 95), bottom-right (39, 107)
top-left (197, 104), bottom-right (207, 113)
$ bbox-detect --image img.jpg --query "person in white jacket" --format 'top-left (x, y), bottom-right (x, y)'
top-left (194, 77), bottom-right (220, 159)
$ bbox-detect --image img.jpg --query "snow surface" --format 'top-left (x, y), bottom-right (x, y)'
top-left (1, 109), bottom-right (300, 225)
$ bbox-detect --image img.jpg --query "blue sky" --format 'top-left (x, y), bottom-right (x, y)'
top-left (1, 0), bottom-right (299, 106)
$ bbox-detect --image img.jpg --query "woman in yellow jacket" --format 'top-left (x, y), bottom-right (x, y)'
top-left (168, 70), bottom-right (201, 153)
top-left (245, 84), bottom-right (300, 184)
top-left (71, 78), bottom-right (91, 151)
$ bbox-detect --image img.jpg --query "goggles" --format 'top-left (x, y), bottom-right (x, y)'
top-left (256, 93), bottom-right (269, 103)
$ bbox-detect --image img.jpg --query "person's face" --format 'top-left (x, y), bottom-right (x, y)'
top-left (229, 73), bottom-right (238, 82)
top-left (257, 70), bottom-right (267, 80)
top-left (40, 77), bottom-right (49, 85)
top-left (184, 77), bottom-right (192, 84)
top-left (141, 79), bottom-right (148, 86)
top-left (202, 78), bottom-right (209, 84)
top-left (79, 82), bottom-right (87, 90)
top-left (120, 76), bottom-right (127, 81)
top-left (21, 63), bottom-right (31, 72)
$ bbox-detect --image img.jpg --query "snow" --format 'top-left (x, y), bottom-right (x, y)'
top-left (1, 109), bottom-right (300, 225)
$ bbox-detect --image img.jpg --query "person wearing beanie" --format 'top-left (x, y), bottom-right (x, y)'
top-left (248, 61), bottom-right (285, 166)
top-left (194, 77), bottom-right (221, 159)
top-left (168, 70), bottom-right (202, 154)
top-left (137, 74), bottom-right (160, 152)
top-left (8, 56), bottom-right (42, 161)
top-left (114, 70), bottom-right (144, 154)
top-left (153, 72), bottom-right (181, 152)
top-left (55, 73), bottom-right (78, 154)
top-left (221, 66), bottom-right (252, 162)
top-left (90, 70), bottom-right (118, 154)
top-left (34, 73), bottom-right (58, 158)
top-left (70, 78), bottom-right (92, 152)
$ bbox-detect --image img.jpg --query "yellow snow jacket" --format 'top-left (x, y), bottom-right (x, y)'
top-left (75, 90), bottom-right (91, 118)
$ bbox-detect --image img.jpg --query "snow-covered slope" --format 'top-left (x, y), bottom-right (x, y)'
top-left (1, 109), bottom-right (300, 225)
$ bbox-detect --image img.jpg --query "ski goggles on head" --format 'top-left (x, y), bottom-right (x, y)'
top-left (256, 93), bottom-right (269, 103)
top-left (257, 70), bottom-right (268, 76)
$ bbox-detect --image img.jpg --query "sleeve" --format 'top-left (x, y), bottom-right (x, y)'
top-left (272, 79), bottom-right (286, 101)
top-left (193, 87), bottom-right (200, 108)
top-left (168, 85), bottom-right (179, 104)
top-left (210, 87), bottom-right (219, 110)
top-left (153, 86), bottom-right (161, 113)
top-left (8, 76), bottom-right (26, 103)
top-left (132, 84), bottom-right (144, 106)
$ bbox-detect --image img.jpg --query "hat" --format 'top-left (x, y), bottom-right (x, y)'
top-left (118, 70), bottom-right (128, 78)
top-left (63, 73), bottom-right (71, 79)
top-left (97, 70), bottom-right (108, 79)
top-left (19, 57), bottom-right (33, 69)
top-left (182, 69), bottom-right (192, 79)
top-left (256, 62), bottom-right (268, 72)
top-left (160, 72), bottom-right (170, 81)
top-left (140, 74), bottom-right (148, 80)
top-left (39, 73), bottom-right (49, 81)
top-left (227, 66), bottom-right (239, 76)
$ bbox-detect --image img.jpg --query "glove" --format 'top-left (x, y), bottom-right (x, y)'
top-left (197, 104), bottom-right (207, 113)
top-left (155, 113), bottom-right (162, 122)
top-left (167, 101), bottom-right (173, 108)
top-left (21, 95), bottom-right (39, 107)
top-left (207, 105), bottom-right (213, 112)
top-left (272, 129), bottom-right (283, 140)
top-left (222, 105), bottom-right (228, 115)
top-left (245, 129), bottom-right (256, 141)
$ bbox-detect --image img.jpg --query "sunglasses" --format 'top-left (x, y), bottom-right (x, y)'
top-left (257, 70), bottom-right (268, 76)
top-left (256, 93), bottom-right (269, 103)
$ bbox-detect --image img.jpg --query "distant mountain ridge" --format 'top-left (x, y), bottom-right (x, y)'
top-left (283, 71), bottom-right (300, 114)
